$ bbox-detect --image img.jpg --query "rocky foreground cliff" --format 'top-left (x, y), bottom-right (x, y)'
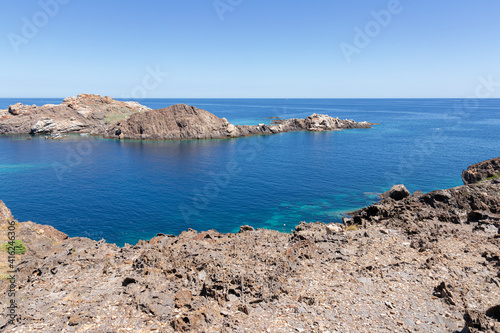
top-left (1, 158), bottom-right (499, 332)
top-left (0, 94), bottom-right (376, 140)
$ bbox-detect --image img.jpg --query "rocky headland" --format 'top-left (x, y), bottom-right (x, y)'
top-left (0, 94), bottom-right (151, 135)
top-left (0, 94), bottom-right (376, 140)
top-left (1, 157), bottom-right (499, 332)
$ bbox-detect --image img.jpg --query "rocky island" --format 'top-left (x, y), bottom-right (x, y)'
top-left (1, 157), bottom-right (499, 332)
top-left (0, 94), bottom-right (376, 140)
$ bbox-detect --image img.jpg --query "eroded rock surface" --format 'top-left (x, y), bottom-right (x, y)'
top-left (0, 94), bottom-right (150, 135)
top-left (462, 156), bottom-right (500, 184)
top-left (107, 107), bottom-right (376, 140)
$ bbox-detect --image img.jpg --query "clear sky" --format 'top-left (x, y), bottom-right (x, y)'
top-left (1, 0), bottom-right (500, 98)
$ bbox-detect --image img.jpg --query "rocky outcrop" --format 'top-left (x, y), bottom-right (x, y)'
top-left (462, 156), bottom-right (500, 184)
top-left (107, 104), bottom-right (234, 140)
top-left (107, 107), bottom-right (376, 140)
top-left (1, 95), bottom-right (376, 140)
top-left (346, 171), bottom-right (500, 233)
top-left (464, 307), bottom-right (500, 333)
top-left (0, 94), bottom-right (150, 135)
top-left (2, 159), bottom-right (499, 332)
top-left (381, 184), bottom-right (411, 201)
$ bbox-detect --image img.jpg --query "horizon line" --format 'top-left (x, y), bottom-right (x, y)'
top-left (1, 97), bottom-right (500, 100)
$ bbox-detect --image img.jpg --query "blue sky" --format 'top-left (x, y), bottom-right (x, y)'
top-left (1, 0), bottom-right (500, 98)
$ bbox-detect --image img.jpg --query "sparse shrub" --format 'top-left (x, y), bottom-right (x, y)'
top-left (1, 240), bottom-right (27, 254)
top-left (487, 173), bottom-right (500, 180)
top-left (105, 114), bottom-right (128, 124)
top-left (345, 224), bottom-right (359, 232)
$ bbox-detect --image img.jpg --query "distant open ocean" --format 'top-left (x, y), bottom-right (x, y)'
top-left (1, 98), bottom-right (499, 246)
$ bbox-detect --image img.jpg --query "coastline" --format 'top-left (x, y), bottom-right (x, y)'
top-left (1, 157), bottom-right (499, 332)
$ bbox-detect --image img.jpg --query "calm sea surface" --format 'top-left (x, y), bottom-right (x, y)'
top-left (1, 98), bottom-right (499, 246)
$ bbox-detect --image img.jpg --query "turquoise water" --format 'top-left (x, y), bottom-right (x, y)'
top-left (1, 98), bottom-right (499, 246)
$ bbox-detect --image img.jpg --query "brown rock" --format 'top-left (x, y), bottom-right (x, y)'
top-left (382, 184), bottom-right (411, 201)
top-left (175, 289), bottom-right (193, 308)
top-left (238, 225), bottom-right (255, 233)
top-left (433, 282), bottom-right (457, 306)
top-left (68, 315), bottom-right (82, 326)
top-left (462, 157), bottom-right (500, 184)
top-left (0, 94), bottom-right (150, 135)
top-left (107, 105), bottom-right (376, 140)
top-left (0, 200), bottom-right (13, 224)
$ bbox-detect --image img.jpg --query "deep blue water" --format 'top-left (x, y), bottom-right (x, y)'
top-left (1, 98), bottom-right (499, 246)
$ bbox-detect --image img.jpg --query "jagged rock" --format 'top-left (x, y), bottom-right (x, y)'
top-left (462, 157), bottom-right (500, 184)
top-left (8, 103), bottom-right (33, 116)
top-left (107, 106), bottom-right (376, 140)
top-left (382, 184), bottom-right (411, 201)
top-left (0, 94), bottom-right (150, 135)
top-left (238, 225), bottom-right (255, 233)
top-left (292, 221), bottom-right (346, 243)
top-left (30, 118), bottom-right (57, 134)
top-left (349, 159), bottom-right (500, 229)
top-left (325, 223), bottom-right (345, 235)
top-left (433, 282), bottom-right (457, 306)
top-left (463, 308), bottom-right (500, 332)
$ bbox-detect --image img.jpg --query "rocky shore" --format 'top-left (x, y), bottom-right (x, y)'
top-left (0, 94), bottom-right (376, 140)
top-left (1, 158), bottom-right (499, 332)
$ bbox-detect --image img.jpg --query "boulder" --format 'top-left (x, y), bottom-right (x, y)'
top-left (30, 118), bottom-right (57, 134)
top-left (382, 184), bottom-right (411, 201)
top-left (325, 223), bottom-right (345, 235)
top-left (8, 103), bottom-right (32, 115)
top-left (292, 221), bottom-right (346, 243)
top-left (238, 225), bottom-right (255, 233)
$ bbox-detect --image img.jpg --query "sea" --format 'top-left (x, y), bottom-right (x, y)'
top-left (0, 98), bottom-right (499, 246)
